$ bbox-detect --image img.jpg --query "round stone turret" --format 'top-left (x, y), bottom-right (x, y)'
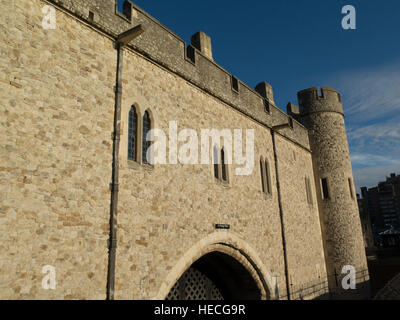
top-left (297, 87), bottom-right (370, 299)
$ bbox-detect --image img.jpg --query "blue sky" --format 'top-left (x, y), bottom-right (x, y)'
top-left (119, 0), bottom-right (400, 192)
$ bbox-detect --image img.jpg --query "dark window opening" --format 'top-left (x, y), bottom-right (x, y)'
top-left (231, 76), bottom-right (239, 93)
top-left (128, 106), bottom-right (138, 161)
top-left (142, 110), bottom-right (151, 164)
top-left (348, 178), bottom-right (355, 199)
top-left (260, 159), bottom-right (265, 193)
top-left (213, 146), bottom-right (219, 180)
top-left (265, 160), bottom-right (271, 195)
top-left (88, 11), bottom-right (94, 21)
top-left (221, 149), bottom-right (227, 182)
top-left (321, 178), bottom-right (330, 200)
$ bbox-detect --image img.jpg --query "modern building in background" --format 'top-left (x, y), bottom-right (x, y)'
top-left (361, 174), bottom-right (400, 246)
top-left (357, 194), bottom-right (374, 248)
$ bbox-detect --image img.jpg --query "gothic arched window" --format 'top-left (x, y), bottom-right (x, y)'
top-left (128, 106), bottom-right (138, 161)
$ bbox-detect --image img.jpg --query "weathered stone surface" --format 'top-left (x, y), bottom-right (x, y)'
top-left (0, 0), bottom-right (115, 300)
top-left (0, 0), bottom-right (368, 300)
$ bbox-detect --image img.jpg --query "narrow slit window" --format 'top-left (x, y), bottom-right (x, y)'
top-left (265, 160), bottom-right (272, 194)
top-left (348, 178), bottom-right (355, 199)
top-left (321, 178), bottom-right (330, 200)
top-left (260, 159), bottom-right (265, 193)
top-left (306, 177), bottom-right (313, 205)
top-left (221, 149), bottom-right (227, 182)
top-left (128, 106), bottom-right (138, 161)
top-left (142, 110), bottom-right (151, 164)
top-left (213, 146), bottom-right (219, 179)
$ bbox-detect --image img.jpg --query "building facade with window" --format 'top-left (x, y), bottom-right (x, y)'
top-left (0, 0), bottom-right (369, 300)
top-left (361, 174), bottom-right (400, 244)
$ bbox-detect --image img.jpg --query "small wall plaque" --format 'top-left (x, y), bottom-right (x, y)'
top-left (215, 224), bottom-right (230, 230)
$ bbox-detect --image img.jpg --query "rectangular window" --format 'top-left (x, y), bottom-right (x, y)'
top-left (88, 11), bottom-right (94, 21)
top-left (231, 76), bottom-right (239, 93)
top-left (321, 178), bottom-right (330, 200)
top-left (221, 149), bottom-right (227, 182)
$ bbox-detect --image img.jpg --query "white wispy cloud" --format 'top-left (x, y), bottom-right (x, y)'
top-left (328, 61), bottom-right (400, 191)
top-left (333, 62), bottom-right (400, 122)
top-left (350, 152), bottom-right (400, 167)
top-left (347, 121), bottom-right (400, 152)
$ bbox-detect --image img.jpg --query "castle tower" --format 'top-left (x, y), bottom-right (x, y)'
top-left (297, 87), bottom-right (370, 299)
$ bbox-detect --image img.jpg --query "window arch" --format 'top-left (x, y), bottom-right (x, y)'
top-left (142, 110), bottom-right (152, 164)
top-left (128, 106), bottom-right (138, 161)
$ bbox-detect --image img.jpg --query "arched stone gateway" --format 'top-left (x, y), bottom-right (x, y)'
top-left (166, 251), bottom-right (262, 300)
top-left (155, 232), bottom-right (276, 300)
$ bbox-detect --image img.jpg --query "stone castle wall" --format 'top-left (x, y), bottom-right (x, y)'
top-left (0, 0), bottom-right (333, 299)
top-left (0, 0), bottom-right (116, 299)
top-left (114, 48), bottom-right (327, 299)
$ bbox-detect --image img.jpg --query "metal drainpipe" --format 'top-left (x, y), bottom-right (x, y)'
top-left (105, 25), bottom-right (144, 301)
top-left (105, 25), bottom-right (145, 301)
top-left (271, 129), bottom-right (291, 300)
top-left (106, 42), bottom-right (123, 301)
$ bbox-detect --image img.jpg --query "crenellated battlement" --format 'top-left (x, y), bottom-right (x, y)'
top-left (297, 87), bottom-right (341, 103)
top-left (43, 0), bottom-right (310, 149)
top-left (297, 87), bottom-right (344, 117)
